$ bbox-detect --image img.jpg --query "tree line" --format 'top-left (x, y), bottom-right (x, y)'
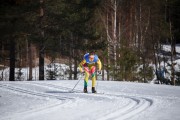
top-left (0, 0), bottom-right (180, 85)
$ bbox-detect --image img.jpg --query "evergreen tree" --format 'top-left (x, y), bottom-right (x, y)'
top-left (0, 0), bottom-right (39, 81)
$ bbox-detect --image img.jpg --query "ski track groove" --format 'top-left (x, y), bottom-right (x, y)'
top-left (25, 82), bottom-right (153, 120)
top-left (96, 96), bottom-right (152, 120)
top-left (0, 82), bottom-right (153, 120)
top-left (0, 83), bottom-right (73, 100)
top-left (25, 81), bottom-right (82, 93)
top-left (0, 83), bottom-right (80, 120)
top-left (95, 93), bottom-right (153, 120)
top-left (24, 81), bottom-right (115, 100)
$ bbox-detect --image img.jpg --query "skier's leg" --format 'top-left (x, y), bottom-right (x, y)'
top-left (84, 67), bottom-right (90, 93)
top-left (84, 71), bottom-right (89, 87)
top-left (91, 66), bottom-right (97, 93)
top-left (91, 66), bottom-right (96, 87)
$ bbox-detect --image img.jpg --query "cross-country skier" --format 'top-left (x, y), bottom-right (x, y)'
top-left (79, 51), bottom-right (102, 93)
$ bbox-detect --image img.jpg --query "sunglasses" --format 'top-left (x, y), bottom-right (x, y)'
top-left (89, 55), bottom-right (94, 61)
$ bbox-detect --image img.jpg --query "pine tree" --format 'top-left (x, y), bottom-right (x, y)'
top-left (0, 0), bottom-right (39, 81)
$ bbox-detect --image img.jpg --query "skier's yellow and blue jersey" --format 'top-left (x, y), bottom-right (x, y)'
top-left (79, 53), bottom-right (102, 87)
top-left (79, 53), bottom-right (102, 72)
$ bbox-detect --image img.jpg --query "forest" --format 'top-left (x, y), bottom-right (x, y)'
top-left (0, 0), bottom-right (180, 85)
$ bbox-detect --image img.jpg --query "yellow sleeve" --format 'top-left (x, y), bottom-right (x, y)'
top-left (79, 59), bottom-right (86, 72)
top-left (97, 59), bottom-right (102, 70)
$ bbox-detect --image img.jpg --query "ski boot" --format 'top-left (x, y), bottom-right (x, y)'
top-left (83, 87), bottom-right (88, 93)
top-left (92, 87), bottom-right (97, 93)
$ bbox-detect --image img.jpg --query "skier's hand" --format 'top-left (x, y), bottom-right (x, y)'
top-left (79, 68), bottom-right (83, 73)
top-left (81, 70), bottom-right (85, 76)
top-left (97, 70), bottom-right (102, 75)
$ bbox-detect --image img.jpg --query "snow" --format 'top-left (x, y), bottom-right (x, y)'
top-left (0, 80), bottom-right (180, 120)
top-left (1, 44), bottom-right (180, 120)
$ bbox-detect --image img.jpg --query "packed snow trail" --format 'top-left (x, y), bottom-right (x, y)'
top-left (0, 80), bottom-right (180, 120)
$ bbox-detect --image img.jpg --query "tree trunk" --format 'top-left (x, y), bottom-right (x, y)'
top-left (113, 44), bottom-right (117, 80)
top-left (69, 55), bottom-right (72, 80)
top-left (9, 38), bottom-right (15, 81)
top-left (142, 54), bottom-right (146, 83)
top-left (153, 44), bottom-right (159, 83)
top-left (135, 0), bottom-right (141, 57)
top-left (39, 43), bottom-right (44, 80)
top-left (112, 0), bottom-right (117, 80)
top-left (106, 12), bottom-right (110, 81)
top-left (74, 58), bottom-right (78, 80)
top-left (28, 39), bottom-right (33, 80)
top-left (102, 56), bottom-right (105, 80)
top-left (0, 42), bottom-right (5, 80)
top-left (107, 43), bottom-right (110, 81)
top-left (170, 21), bottom-right (176, 85)
top-left (39, 0), bottom-right (45, 80)
top-left (113, 0), bottom-right (117, 71)
top-left (69, 34), bottom-right (73, 80)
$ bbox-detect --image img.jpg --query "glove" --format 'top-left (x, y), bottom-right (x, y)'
top-left (78, 69), bottom-right (85, 76)
top-left (79, 68), bottom-right (83, 73)
top-left (97, 70), bottom-right (102, 75)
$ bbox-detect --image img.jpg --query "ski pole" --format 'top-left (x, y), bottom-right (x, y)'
top-left (70, 73), bottom-right (83, 92)
top-left (70, 79), bottom-right (81, 92)
top-left (96, 71), bottom-right (101, 92)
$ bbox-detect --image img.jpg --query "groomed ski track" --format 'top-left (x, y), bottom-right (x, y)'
top-left (0, 80), bottom-right (179, 120)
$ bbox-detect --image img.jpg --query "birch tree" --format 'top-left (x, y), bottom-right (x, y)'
top-left (99, 0), bottom-right (121, 80)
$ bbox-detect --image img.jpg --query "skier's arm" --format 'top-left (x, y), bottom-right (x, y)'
top-left (97, 59), bottom-right (102, 71)
top-left (79, 59), bottom-right (86, 72)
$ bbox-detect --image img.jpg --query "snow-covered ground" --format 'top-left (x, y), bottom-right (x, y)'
top-left (1, 44), bottom-right (180, 120)
top-left (0, 80), bottom-right (180, 120)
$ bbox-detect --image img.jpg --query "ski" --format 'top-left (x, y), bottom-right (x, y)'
top-left (82, 92), bottom-right (104, 95)
top-left (71, 91), bottom-right (105, 94)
